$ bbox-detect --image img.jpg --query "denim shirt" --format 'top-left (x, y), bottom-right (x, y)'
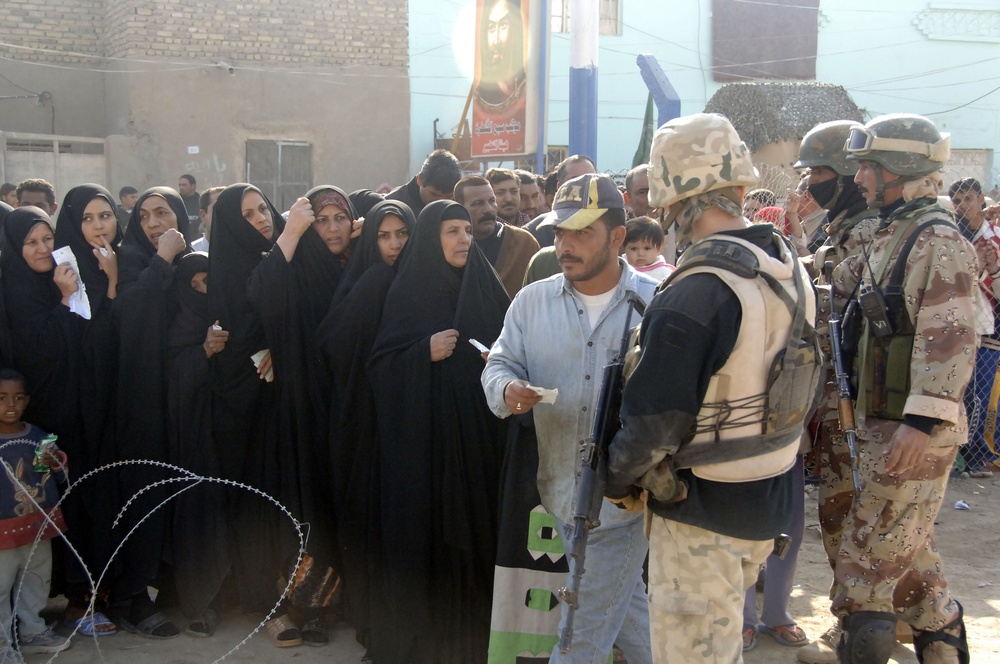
top-left (482, 259), bottom-right (657, 526)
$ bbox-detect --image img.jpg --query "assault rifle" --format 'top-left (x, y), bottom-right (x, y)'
top-left (824, 261), bottom-right (862, 496)
top-left (557, 292), bottom-right (645, 655)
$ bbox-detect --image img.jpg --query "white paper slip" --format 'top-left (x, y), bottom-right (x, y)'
top-left (50, 246), bottom-right (92, 320)
top-left (527, 385), bottom-right (558, 404)
top-left (469, 338), bottom-right (490, 353)
top-left (251, 349), bottom-right (274, 382)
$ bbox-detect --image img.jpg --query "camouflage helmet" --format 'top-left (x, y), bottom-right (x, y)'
top-left (844, 113), bottom-right (950, 177)
top-left (647, 113), bottom-right (758, 210)
top-left (794, 120), bottom-right (862, 176)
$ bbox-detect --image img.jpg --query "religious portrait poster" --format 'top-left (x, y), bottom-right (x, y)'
top-left (472, 0), bottom-right (539, 159)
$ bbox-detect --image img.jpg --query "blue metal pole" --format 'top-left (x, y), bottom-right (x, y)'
top-left (535, 0), bottom-right (549, 174)
top-left (636, 54), bottom-right (681, 129)
top-left (568, 0), bottom-right (598, 162)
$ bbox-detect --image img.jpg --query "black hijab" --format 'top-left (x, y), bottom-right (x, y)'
top-left (349, 189), bottom-right (385, 219)
top-left (367, 200), bottom-right (510, 663)
top-left (207, 184), bottom-right (285, 336)
top-left (53, 184), bottom-right (124, 317)
top-left (329, 200), bottom-right (415, 310)
top-left (0, 201), bottom-right (11, 235)
top-left (118, 187), bottom-right (190, 288)
top-left (168, 251), bottom-right (211, 350)
top-left (1, 207), bottom-right (60, 331)
top-left (370, 200), bottom-right (509, 362)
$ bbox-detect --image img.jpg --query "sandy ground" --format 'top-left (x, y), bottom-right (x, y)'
top-left (23, 473), bottom-right (1000, 663)
top-left (744, 473), bottom-right (1000, 664)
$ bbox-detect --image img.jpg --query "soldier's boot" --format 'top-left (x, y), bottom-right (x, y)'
top-left (913, 603), bottom-right (970, 664)
top-left (797, 622), bottom-right (840, 663)
top-left (836, 611), bottom-right (897, 664)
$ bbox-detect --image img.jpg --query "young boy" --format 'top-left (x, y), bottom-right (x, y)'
top-left (623, 216), bottom-right (675, 281)
top-left (0, 369), bottom-right (72, 656)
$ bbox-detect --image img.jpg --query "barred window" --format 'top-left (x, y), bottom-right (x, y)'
top-left (552, 0), bottom-right (622, 36)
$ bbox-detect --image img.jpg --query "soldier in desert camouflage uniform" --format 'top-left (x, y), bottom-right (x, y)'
top-left (821, 114), bottom-right (974, 664)
top-left (605, 113), bottom-right (820, 664)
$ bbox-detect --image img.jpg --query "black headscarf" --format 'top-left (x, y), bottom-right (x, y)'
top-left (0, 201), bottom-right (14, 365)
top-left (207, 184), bottom-right (285, 340)
top-left (164, 249), bottom-right (231, 620)
top-left (1, 207), bottom-right (60, 333)
top-left (167, 251), bottom-right (211, 357)
top-left (367, 200), bottom-right (510, 663)
top-left (0, 201), bottom-right (11, 236)
top-left (329, 200), bottom-right (415, 310)
top-left (118, 187), bottom-right (191, 289)
top-left (370, 201), bottom-right (509, 362)
top-left (205, 184), bottom-right (286, 612)
top-left (318, 198), bottom-right (414, 653)
top-left (349, 189), bottom-right (385, 219)
top-left (244, 185), bottom-right (357, 573)
top-left (53, 184), bottom-right (124, 317)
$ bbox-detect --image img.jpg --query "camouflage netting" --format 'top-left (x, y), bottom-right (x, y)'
top-left (704, 82), bottom-right (864, 153)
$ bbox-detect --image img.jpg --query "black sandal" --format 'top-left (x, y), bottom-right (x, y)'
top-left (300, 616), bottom-right (330, 647)
top-left (185, 609), bottom-right (219, 638)
top-left (913, 602), bottom-right (970, 664)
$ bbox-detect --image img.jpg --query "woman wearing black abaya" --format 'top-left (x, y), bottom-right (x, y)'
top-left (5, 197), bottom-right (120, 635)
top-left (368, 200), bottom-right (511, 663)
top-left (207, 184), bottom-right (298, 643)
top-left (164, 252), bottom-right (231, 636)
top-left (244, 186), bottom-right (354, 644)
top-left (0, 201), bottom-right (14, 367)
top-left (52, 185), bottom-right (124, 634)
top-left (317, 199), bottom-right (414, 656)
top-left (347, 189), bottom-right (385, 220)
top-left (111, 187), bottom-right (192, 638)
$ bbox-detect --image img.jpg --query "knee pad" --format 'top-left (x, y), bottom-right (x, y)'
top-left (837, 611), bottom-right (897, 664)
top-left (913, 602), bottom-right (970, 664)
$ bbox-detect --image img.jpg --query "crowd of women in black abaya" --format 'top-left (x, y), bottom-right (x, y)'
top-left (0, 182), bottom-right (510, 662)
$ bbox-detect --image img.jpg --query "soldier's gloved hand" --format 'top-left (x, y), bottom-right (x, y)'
top-left (607, 487), bottom-right (647, 512)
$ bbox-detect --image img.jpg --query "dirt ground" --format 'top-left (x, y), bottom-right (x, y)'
top-left (744, 473), bottom-right (1000, 664)
top-left (25, 473), bottom-right (1000, 663)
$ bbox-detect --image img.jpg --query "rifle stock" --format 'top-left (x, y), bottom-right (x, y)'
top-left (557, 293), bottom-right (645, 654)
top-left (824, 261), bottom-right (863, 496)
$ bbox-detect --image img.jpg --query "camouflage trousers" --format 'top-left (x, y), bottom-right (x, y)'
top-left (647, 516), bottom-right (772, 663)
top-left (814, 421), bottom-right (961, 631)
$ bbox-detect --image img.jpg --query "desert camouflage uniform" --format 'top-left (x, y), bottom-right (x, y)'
top-left (618, 113), bottom-right (807, 664)
top-left (647, 518), bottom-right (772, 664)
top-left (826, 196), bottom-right (977, 631)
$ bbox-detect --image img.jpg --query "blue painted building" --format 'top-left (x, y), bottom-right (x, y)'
top-left (408, 0), bottom-right (999, 189)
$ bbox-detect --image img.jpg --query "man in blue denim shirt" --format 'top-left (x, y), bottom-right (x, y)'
top-left (483, 173), bottom-right (655, 664)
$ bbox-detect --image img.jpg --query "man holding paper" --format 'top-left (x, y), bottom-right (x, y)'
top-left (482, 173), bottom-right (656, 664)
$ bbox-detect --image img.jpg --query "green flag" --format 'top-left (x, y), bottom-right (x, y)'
top-left (632, 93), bottom-right (655, 167)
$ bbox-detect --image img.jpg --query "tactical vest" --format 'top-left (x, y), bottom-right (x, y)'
top-left (853, 208), bottom-right (955, 421)
top-left (661, 233), bottom-right (821, 482)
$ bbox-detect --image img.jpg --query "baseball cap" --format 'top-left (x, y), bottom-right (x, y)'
top-left (541, 173), bottom-right (625, 230)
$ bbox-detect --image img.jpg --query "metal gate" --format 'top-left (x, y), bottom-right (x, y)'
top-left (245, 140), bottom-right (312, 213)
top-left (0, 132), bottom-right (107, 202)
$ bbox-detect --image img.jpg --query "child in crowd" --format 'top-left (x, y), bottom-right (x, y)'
top-left (0, 369), bottom-right (72, 657)
top-left (623, 216), bottom-right (675, 281)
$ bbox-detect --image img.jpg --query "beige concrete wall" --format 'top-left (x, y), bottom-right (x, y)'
top-left (1, 0), bottom-right (410, 196)
top-left (114, 62), bottom-right (409, 194)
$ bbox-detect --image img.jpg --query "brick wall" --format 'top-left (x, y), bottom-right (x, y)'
top-left (1, 0), bottom-right (104, 63)
top-left (2, 0), bottom-right (408, 68)
top-left (106, 0), bottom-right (407, 67)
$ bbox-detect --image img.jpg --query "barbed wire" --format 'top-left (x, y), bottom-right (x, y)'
top-left (0, 441), bottom-right (307, 664)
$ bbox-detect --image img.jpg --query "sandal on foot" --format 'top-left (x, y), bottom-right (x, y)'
top-left (63, 611), bottom-right (117, 637)
top-left (300, 617), bottom-right (330, 647)
top-left (119, 610), bottom-right (180, 640)
top-left (743, 626), bottom-right (758, 652)
top-left (265, 614), bottom-right (302, 648)
top-left (185, 609), bottom-right (219, 638)
top-left (762, 623), bottom-right (810, 647)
